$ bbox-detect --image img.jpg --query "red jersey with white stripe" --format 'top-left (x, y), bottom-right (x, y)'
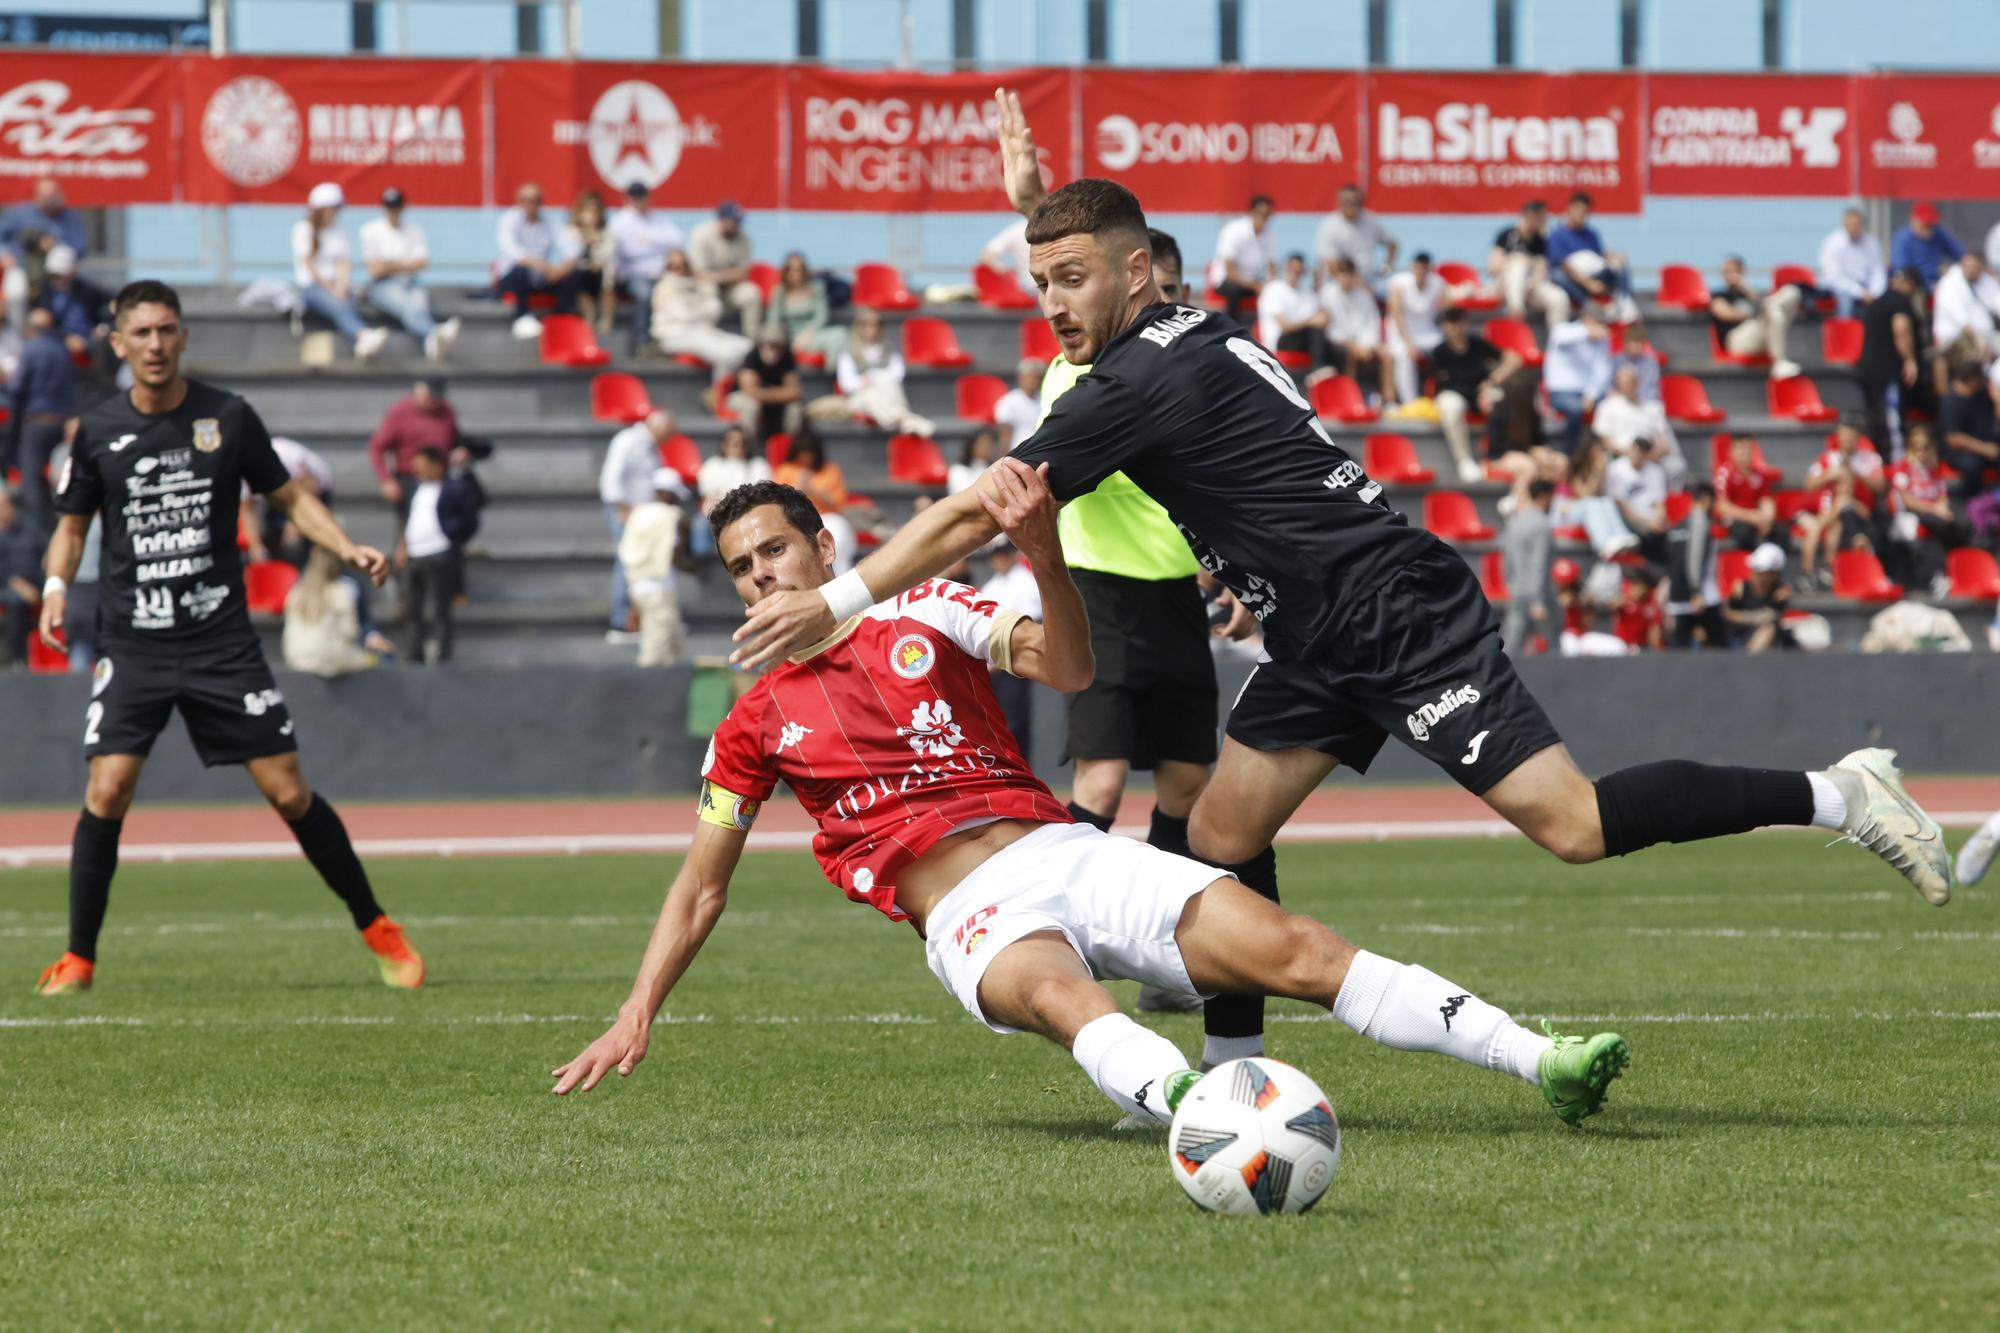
top-left (702, 578), bottom-right (1071, 922)
top-left (1713, 462), bottom-right (1769, 511)
top-left (1808, 445), bottom-right (1883, 515)
top-left (1889, 459), bottom-right (1948, 511)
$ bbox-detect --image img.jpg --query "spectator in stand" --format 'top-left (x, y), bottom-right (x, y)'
top-left (1858, 266), bottom-right (1926, 458)
top-left (291, 184), bottom-right (388, 363)
top-left (1544, 191), bottom-right (1632, 324)
top-left (1593, 364), bottom-right (1686, 486)
top-left (993, 357), bottom-right (1045, 451)
top-left (283, 547), bottom-right (382, 677)
top-left (1499, 477), bottom-right (1554, 652)
top-left (949, 428), bottom-right (998, 495)
top-left (1487, 199), bottom-right (1552, 319)
top-left (1257, 252), bottom-right (1331, 369)
top-left (565, 188), bottom-right (618, 337)
top-left (729, 328), bottom-right (803, 442)
top-left (1612, 568), bottom-right (1665, 653)
top-left (1930, 251), bottom-right (2000, 364)
top-left (1714, 434), bottom-right (1780, 551)
top-left (1611, 323), bottom-right (1667, 404)
top-left (0, 180), bottom-right (86, 296)
top-left (692, 425), bottom-right (768, 561)
top-left (618, 466), bottom-right (689, 668)
top-left (1553, 554), bottom-right (1629, 657)
top-left (240, 435), bottom-right (335, 567)
top-left (1889, 202), bottom-right (1963, 287)
top-left (1888, 423), bottom-right (1970, 597)
top-left (1798, 418), bottom-right (1885, 588)
top-left (0, 485), bottom-right (39, 666)
top-left (1710, 254), bottom-right (1804, 379)
top-left (1320, 256), bottom-right (1389, 406)
top-left (359, 187), bottom-right (460, 363)
top-left (1725, 543), bottom-right (1796, 653)
top-left (1607, 433), bottom-right (1672, 565)
top-left (368, 377), bottom-right (460, 520)
top-left (774, 428), bottom-right (883, 551)
top-left (1543, 307), bottom-right (1613, 458)
top-left (601, 409), bottom-right (682, 638)
top-left (34, 245), bottom-right (107, 363)
top-left (978, 540), bottom-right (1042, 743)
top-left (1562, 438), bottom-right (1637, 559)
top-left (1205, 195), bottom-right (1277, 323)
top-left (808, 307), bottom-right (934, 437)
top-left (979, 216), bottom-right (1031, 286)
top-left (687, 201), bottom-right (760, 340)
top-left (1384, 251), bottom-right (1447, 406)
top-left (6, 307), bottom-right (74, 536)
top-left (651, 249), bottom-right (752, 373)
top-left (1485, 361), bottom-right (1555, 486)
top-left (1431, 307), bottom-right (1520, 484)
top-left (1940, 359), bottom-right (2000, 496)
top-left (395, 445), bottom-right (483, 666)
top-left (1666, 481), bottom-right (1727, 649)
top-left (1314, 183), bottom-right (1396, 290)
top-left (1818, 207), bottom-right (1887, 319)
top-left (609, 181), bottom-right (681, 353)
top-left (765, 251), bottom-right (847, 361)
top-left (495, 182), bottom-right (581, 339)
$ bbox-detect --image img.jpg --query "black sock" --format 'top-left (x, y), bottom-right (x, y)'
top-left (287, 794), bottom-right (384, 930)
top-left (1066, 800), bottom-right (1114, 834)
top-left (1202, 846), bottom-right (1280, 1039)
top-left (1595, 761), bottom-right (1814, 859)
top-left (1147, 807), bottom-right (1191, 859)
top-left (68, 809), bottom-right (122, 962)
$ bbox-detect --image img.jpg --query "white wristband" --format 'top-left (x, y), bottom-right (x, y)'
top-left (42, 575), bottom-right (66, 600)
top-left (820, 568), bottom-right (874, 621)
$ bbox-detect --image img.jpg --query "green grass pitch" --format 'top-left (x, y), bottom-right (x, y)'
top-left (3, 833), bottom-right (1997, 1330)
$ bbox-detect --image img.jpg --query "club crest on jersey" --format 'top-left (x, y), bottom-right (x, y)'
top-left (1406, 684), bottom-right (1481, 742)
top-left (192, 418), bottom-right (221, 453)
top-left (889, 632), bottom-right (937, 679)
top-left (91, 657), bottom-right (113, 698)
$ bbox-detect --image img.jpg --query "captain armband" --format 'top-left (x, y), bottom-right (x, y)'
top-left (697, 779), bottom-right (762, 832)
top-left (988, 608), bottom-right (1028, 676)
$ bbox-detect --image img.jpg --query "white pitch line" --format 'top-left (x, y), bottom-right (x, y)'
top-left (0, 1010), bottom-right (940, 1032)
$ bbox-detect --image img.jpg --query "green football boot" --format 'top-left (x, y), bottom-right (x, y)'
top-left (1539, 1022), bottom-right (1629, 1127)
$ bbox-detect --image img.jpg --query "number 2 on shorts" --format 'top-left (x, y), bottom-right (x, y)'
top-left (84, 701), bottom-right (103, 745)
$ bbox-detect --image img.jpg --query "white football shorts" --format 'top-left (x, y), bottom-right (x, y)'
top-left (922, 822), bottom-right (1227, 1034)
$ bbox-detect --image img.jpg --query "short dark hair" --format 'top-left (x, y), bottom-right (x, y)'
top-left (1952, 359), bottom-right (1986, 384)
top-left (1527, 479), bottom-right (1556, 502)
top-left (1249, 194), bottom-right (1273, 211)
top-left (1523, 198), bottom-right (1547, 212)
top-left (1693, 480), bottom-right (1717, 504)
top-left (1569, 191), bottom-right (1594, 207)
top-left (1441, 306), bottom-right (1468, 324)
top-left (1724, 253), bottom-right (1745, 268)
top-left (1146, 227), bottom-right (1182, 276)
top-left (1331, 256), bottom-right (1357, 276)
top-left (1025, 178), bottom-right (1149, 253)
top-left (112, 279), bottom-right (181, 326)
top-left (413, 446), bottom-right (445, 466)
top-left (707, 480), bottom-right (824, 548)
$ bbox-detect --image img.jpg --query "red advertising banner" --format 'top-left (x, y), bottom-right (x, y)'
top-left (1365, 72), bottom-right (1642, 214)
top-left (1853, 75), bottom-right (2000, 200)
top-left (0, 54), bottom-right (176, 203)
top-left (179, 57), bottom-right (486, 205)
top-left (1646, 74), bottom-right (1854, 197)
top-left (1079, 69), bottom-right (1360, 213)
top-left (490, 61), bottom-right (782, 209)
top-left (787, 67), bottom-right (1069, 213)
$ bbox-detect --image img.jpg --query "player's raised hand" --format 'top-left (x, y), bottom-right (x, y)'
top-left (37, 586), bottom-right (66, 652)
top-left (732, 587), bottom-right (836, 671)
top-left (344, 543), bottom-right (391, 587)
top-left (551, 1020), bottom-right (650, 1095)
top-left (976, 458), bottom-right (1060, 564)
top-left (995, 87), bottom-right (1047, 218)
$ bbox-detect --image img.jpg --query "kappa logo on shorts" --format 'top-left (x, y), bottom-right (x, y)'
top-left (889, 632), bottom-right (937, 680)
top-left (1406, 684), bottom-right (1481, 742)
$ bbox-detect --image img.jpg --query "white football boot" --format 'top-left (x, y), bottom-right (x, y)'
top-left (1955, 810), bottom-right (2000, 888)
top-left (1823, 748), bottom-right (1953, 905)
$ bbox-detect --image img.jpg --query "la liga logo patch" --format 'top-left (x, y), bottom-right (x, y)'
top-left (889, 633), bottom-right (936, 679)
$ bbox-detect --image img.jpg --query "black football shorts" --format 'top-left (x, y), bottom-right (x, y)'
top-left (1064, 571), bottom-right (1220, 770)
top-left (84, 636), bottom-right (299, 768)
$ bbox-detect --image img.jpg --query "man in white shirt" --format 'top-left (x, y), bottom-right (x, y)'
top-left (360, 187), bottom-right (460, 363)
top-left (1605, 435), bottom-right (1671, 563)
top-left (686, 200), bottom-right (761, 341)
top-left (600, 409), bottom-right (684, 639)
top-left (1385, 251), bottom-right (1448, 405)
top-left (1314, 184), bottom-right (1397, 288)
top-left (617, 467), bottom-right (689, 667)
top-left (495, 181), bottom-right (581, 339)
top-left (1543, 309), bottom-right (1614, 458)
top-left (1204, 194), bottom-right (1276, 322)
top-left (1818, 207), bottom-right (1886, 319)
top-left (1592, 365), bottom-right (1686, 487)
top-left (396, 446), bottom-right (482, 666)
top-left (979, 216), bottom-right (1031, 281)
top-left (1257, 252), bottom-right (1330, 369)
top-left (292, 182), bottom-right (389, 362)
top-left (1930, 252), bottom-right (2000, 362)
top-left (993, 357), bottom-right (1045, 451)
top-left (609, 181), bottom-right (684, 355)
top-left (1320, 257), bottom-right (1388, 405)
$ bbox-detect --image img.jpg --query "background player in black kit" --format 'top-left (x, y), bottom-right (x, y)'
top-left (733, 100), bottom-right (1955, 1059)
top-left (32, 280), bottom-right (425, 996)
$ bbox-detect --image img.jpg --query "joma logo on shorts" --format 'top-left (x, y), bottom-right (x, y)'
top-left (1406, 684), bottom-right (1481, 742)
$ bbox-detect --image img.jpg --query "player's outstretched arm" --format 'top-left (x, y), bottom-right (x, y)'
top-left (976, 459), bottom-right (1093, 692)
top-left (731, 485), bottom-right (1002, 671)
top-left (269, 478), bottom-right (390, 586)
top-left (36, 513), bottom-right (88, 650)
top-left (551, 819), bottom-right (748, 1095)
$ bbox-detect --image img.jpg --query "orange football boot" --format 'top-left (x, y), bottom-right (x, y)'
top-left (360, 916), bottom-right (425, 989)
top-left (34, 951), bottom-right (93, 997)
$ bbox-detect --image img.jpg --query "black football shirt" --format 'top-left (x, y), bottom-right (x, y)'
top-left (1008, 304), bottom-right (1437, 660)
top-left (55, 379), bottom-right (290, 647)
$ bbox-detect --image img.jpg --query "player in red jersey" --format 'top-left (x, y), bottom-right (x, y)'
top-left (552, 476), bottom-right (1629, 1128)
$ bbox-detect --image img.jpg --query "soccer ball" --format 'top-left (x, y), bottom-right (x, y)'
top-left (1167, 1057), bottom-right (1341, 1216)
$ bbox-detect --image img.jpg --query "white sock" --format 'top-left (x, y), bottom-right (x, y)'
top-left (1807, 771), bottom-right (1847, 830)
top-left (1332, 950), bottom-right (1550, 1086)
top-left (1201, 1034), bottom-right (1264, 1068)
top-left (1071, 1013), bottom-right (1191, 1124)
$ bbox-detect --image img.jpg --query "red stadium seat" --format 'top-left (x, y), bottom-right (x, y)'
top-left (887, 434), bottom-right (949, 487)
top-left (1948, 547), bottom-right (2000, 598)
top-left (1657, 264), bottom-right (1711, 311)
top-left (1709, 322), bottom-right (1769, 367)
top-left (1717, 549), bottom-right (1752, 597)
top-left (1662, 374), bottom-right (1726, 424)
top-left (852, 262), bottom-right (920, 311)
top-left (26, 629), bottom-right (68, 674)
top-left (1437, 260), bottom-right (1498, 309)
top-left (901, 315), bottom-right (974, 369)
top-left (711, 371), bottom-right (738, 422)
top-left (1768, 376), bottom-right (1838, 423)
top-left (589, 372), bottom-right (653, 424)
top-left (1771, 262), bottom-right (1817, 292)
top-left (1019, 317), bottom-right (1061, 362)
top-left (1774, 488), bottom-right (1815, 525)
top-left (1422, 490), bottom-right (1495, 542)
top-left (954, 372), bottom-right (1008, 424)
top-left (659, 433), bottom-right (703, 488)
top-left (1482, 316), bottom-right (1543, 366)
top-left (1833, 549), bottom-right (1903, 602)
top-left (1664, 491), bottom-right (1694, 526)
top-left (1274, 348), bottom-right (1313, 370)
top-left (1479, 549), bottom-right (1508, 601)
top-left (973, 264), bottom-right (1037, 310)
top-left (1363, 433), bottom-right (1435, 484)
top-left (764, 433), bottom-right (792, 468)
top-left (1309, 374), bottom-right (1378, 423)
top-left (1821, 317), bottom-right (1864, 366)
top-left (244, 560), bottom-right (300, 615)
top-left (538, 314), bottom-right (611, 368)
top-left (1710, 433), bottom-right (1784, 485)
top-left (748, 261), bottom-right (781, 303)
top-left (795, 348), bottom-right (827, 369)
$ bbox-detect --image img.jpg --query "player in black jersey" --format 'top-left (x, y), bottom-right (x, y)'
top-left (733, 99), bottom-right (1954, 1023)
top-left (32, 280), bottom-right (425, 996)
